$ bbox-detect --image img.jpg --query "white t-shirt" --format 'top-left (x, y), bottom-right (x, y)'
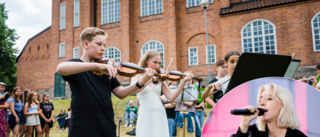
top-left (217, 76), bottom-right (231, 95)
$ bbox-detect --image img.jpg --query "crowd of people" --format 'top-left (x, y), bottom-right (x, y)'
top-left (0, 83), bottom-right (71, 137)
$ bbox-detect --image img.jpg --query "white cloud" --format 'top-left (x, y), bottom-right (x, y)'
top-left (0, 0), bottom-right (52, 55)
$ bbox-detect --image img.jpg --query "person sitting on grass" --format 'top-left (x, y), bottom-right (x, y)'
top-left (55, 109), bottom-right (68, 131)
top-left (124, 101), bottom-right (138, 128)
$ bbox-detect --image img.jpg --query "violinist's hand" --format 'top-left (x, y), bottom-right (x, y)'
top-left (144, 68), bottom-right (157, 79)
top-left (239, 105), bottom-right (259, 133)
top-left (96, 63), bottom-right (117, 78)
top-left (211, 82), bottom-right (222, 92)
top-left (310, 76), bottom-right (317, 85)
top-left (182, 73), bottom-right (193, 83)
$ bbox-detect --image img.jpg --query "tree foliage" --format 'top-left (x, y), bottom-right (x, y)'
top-left (0, 3), bottom-right (19, 93)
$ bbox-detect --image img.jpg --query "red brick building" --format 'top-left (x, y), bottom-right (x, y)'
top-left (16, 0), bottom-right (320, 98)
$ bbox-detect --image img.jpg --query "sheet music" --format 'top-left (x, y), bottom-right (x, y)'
top-left (169, 83), bottom-right (199, 102)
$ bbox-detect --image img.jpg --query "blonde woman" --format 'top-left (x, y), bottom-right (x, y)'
top-left (131, 50), bottom-right (193, 137)
top-left (232, 84), bottom-right (306, 137)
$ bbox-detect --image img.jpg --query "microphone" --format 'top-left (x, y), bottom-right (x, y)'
top-left (230, 108), bottom-right (266, 116)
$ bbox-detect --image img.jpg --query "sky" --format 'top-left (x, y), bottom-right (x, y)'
top-left (0, 0), bottom-right (52, 55)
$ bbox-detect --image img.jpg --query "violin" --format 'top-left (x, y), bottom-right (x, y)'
top-left (91, 58), bottom-right (167, 79)
top-left (167, 71), bottom-right (203, 82)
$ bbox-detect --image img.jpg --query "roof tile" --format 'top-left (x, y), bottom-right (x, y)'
top-left (220, 0), bottom-right (310, 15)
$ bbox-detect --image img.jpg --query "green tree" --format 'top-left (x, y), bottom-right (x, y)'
top-left (0, 3), bottom-right (19, 93)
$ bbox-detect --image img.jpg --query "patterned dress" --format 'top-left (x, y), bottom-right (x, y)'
top-left (0, 102), bottom-right (7, 137)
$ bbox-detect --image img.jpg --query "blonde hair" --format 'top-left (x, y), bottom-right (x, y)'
top-left (256, 83), bottom-right (300, 131)
top-left (80, 27), bottom-right (107, 48)
top-left (138, 50), bottom-right (160, 68)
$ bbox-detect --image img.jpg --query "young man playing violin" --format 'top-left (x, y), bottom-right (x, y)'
top-left (56, 27), bottom-right (157, 137)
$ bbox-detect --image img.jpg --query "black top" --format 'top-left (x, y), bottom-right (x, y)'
top-left (62, 59), bottom-right (121, 137)
top-left (195, 102), bottom-right (204, 110)
top-left (165, 104), bottom-right (176, 119)
top-left (40, 102), bottom-right (54, 119)
top-left (208, 77), bottom-right (219, 85)
top-left (232, 124), bottom-right (307, 137)
top-left (208, 77), bottom-right (223, 103)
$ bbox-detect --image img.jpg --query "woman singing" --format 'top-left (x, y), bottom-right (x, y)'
top-left (232, 83), bottom-right (306, 137)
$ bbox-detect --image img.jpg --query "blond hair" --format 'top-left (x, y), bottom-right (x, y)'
top-left (256, 83), bottom-right (300, 131)
top-left (80, 27), bottom-right (107, 48)
top-left (138, 50), bottom-right (160, 68)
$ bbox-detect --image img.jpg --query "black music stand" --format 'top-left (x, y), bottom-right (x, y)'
top-left (226, 53), bottom-right (293, 93)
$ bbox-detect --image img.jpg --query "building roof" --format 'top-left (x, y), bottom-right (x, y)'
top-left (16, 26), bottom-right (51, 63)
top-left (220, 0), bottom-right (310, 15)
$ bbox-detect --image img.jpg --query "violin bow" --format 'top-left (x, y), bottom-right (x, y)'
top-left (109, 50), bottom-right (129, 79)
top-left (165, 56), bottom-right (174, 75)
top-left (115, 50), bottom-right (129, 69)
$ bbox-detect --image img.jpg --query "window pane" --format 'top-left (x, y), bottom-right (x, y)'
top-left (242, 20), bottom-right (276, 54)
top-left (102, 0), bottom-right (120, 24)
top-left (141, 0), bottom-right (163, 16)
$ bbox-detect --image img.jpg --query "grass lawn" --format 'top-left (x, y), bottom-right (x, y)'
top-left (9, 96), bottom-right (212, 137)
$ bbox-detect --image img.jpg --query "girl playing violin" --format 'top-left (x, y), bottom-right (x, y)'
top-left (56, 27), bottom-right (157, 137)
top-left (202, 50), bottom-right (240, 103)
top-left (131, 50), bottom-right (193, 137)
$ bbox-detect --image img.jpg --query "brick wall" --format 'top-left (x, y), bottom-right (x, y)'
top-left (16, 0), bottom-right (320, 99)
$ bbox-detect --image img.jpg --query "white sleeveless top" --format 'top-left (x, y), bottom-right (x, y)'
top-left (136, 80), bottom-right (169, 137)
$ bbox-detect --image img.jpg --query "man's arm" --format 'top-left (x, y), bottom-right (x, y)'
top-left (57, 62), bottom-right (117, 78)
top-left (112, 68), bottom-right (155, 99)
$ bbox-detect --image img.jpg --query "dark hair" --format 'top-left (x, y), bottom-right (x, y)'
top-left (12, 87), bottom-right (23, 103)
top-left (224, 50), bottom-right (240, 62)
top-left (42, 92), bottom-right (51, 102)
top-left (317, 63), bottom-right (320, 70)
top-left (23, 90), bottom-right (30, 105)
top-left (294, 75), bottom-right (304, 80)
top-left (216, 60), bottom-right (225, 67)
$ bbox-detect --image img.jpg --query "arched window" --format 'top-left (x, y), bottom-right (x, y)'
top-left (312, 12), bottom-right (320, 51)
top-left (241, 19), bottom-right (277, 54)
top-left (104, 47), bottom-right (121, 62)
top-left (141, 41), bottom-right (164, 68)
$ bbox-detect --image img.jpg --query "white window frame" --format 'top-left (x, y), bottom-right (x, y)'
top-left (73, 47), bottom-right (80, 59)
top-left (60, 3), bottom-right (66, 30)
top-left (188, 47), bottom-right (198, 66)
top-left (74, 0), bottom-right (80, 27)
top-left (206, 44), bottom-right (216, 64)
top-left (101, 0), bottom-right (121, 24)
top-left (59, 43), bottom-right (65, 58)
top-left (140, 0), bottom-right (163, 17)
top-left (241, 19), bottom-right (277, 54)
top-left (104, 47), bottom-right (121, 62)
top-left (141, 40), bottom-right (165, 68)
top-left (186, 0), bottom-right (213, 8)
top-left (312, 12), bottom-right (320, 52)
